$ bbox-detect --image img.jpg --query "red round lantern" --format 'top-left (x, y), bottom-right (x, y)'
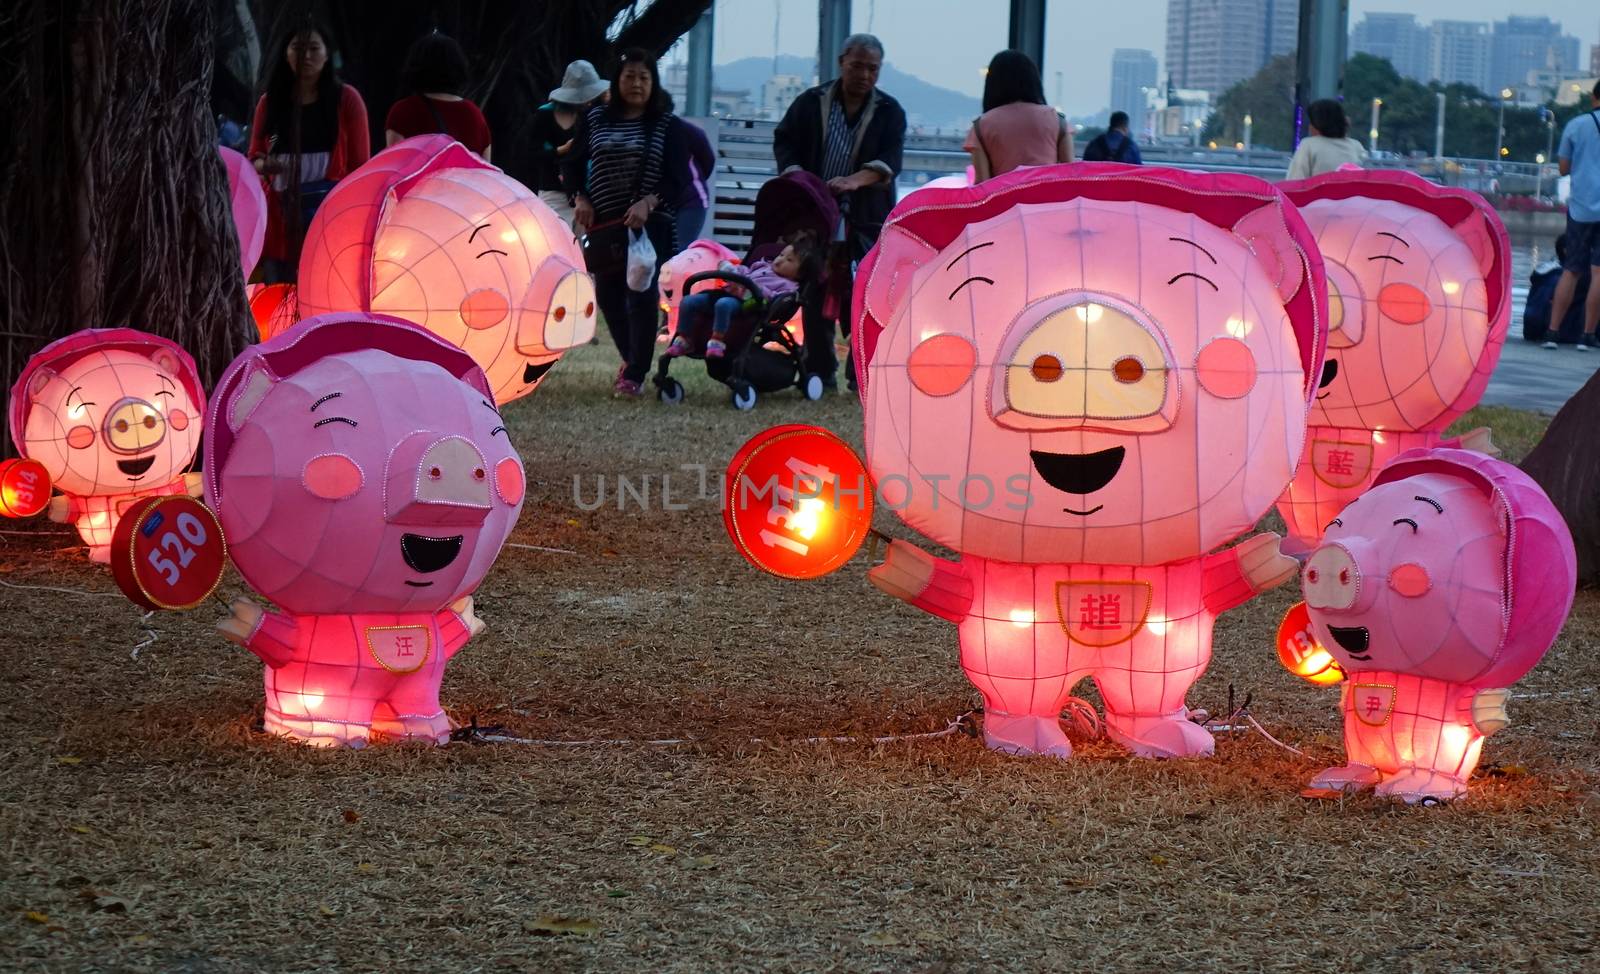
top-left (724, 425), bottom-right (874, 579)
top-left (110, 496), bottom-right (227, 610)
top-left (1276, 600), bottom-right (1345, 686)
top-left (0, 458), bottom-right (51, 518)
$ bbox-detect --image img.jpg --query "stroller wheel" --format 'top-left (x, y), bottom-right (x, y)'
top-left (657, 377), bottom-right (685, 405)
top-left (730, 381), bottom-right (757, 411)
top-left (802, 374), bottom-right (825, 401)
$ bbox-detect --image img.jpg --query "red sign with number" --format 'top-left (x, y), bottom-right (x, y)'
top-left (111, 496), bottom-right (227, 610)
top-left (1275, 600), bottom-right (1345, 686)
top-left (0, 458), bottom-right (51, 518)
top-left (724, 425), bottom-right (874, 579)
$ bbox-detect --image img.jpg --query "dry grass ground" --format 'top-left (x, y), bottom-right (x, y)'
top-left (2, 342), bottom-right (1597, 973)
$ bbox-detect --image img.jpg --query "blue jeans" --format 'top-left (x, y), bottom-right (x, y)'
top-left (680, 291), bottom-right (740, 338)
top-left (675, 206), bottom-right (707, 249)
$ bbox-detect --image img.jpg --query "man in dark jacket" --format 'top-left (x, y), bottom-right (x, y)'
top-left (1082, 111), bottom-right (1143, 164)
top-left (774, 33), bottom-right (906, 391)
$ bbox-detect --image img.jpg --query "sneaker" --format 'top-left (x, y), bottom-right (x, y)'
top-left (664, 336), bottom-right (689, 358)
top-left (612, 376), bottom-right (643, 398)
top-left (1543, 341), bottom-right (1560, 349)
top-left (705, 338), bottom-right (727, 358)
top-left (1581, 334), bottom-right (1599, 350)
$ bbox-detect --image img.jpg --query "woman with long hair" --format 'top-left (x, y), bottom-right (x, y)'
top-left (385, 31), bottom-right (491, 160)
top-left (563, 48), bottom-right (686, 398)
top-left (247, 21), bottom-right (370, 282)
top-left (1286, 99), bottom-right (1366, 178)
top-left (964, 49), bottom-right (1072, 181)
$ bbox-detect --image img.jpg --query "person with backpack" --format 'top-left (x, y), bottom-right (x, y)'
top-left (384, 31), bottom-right (491, 159)
top-left (964, 50), bottom-right (1072, 180)
top-left (1082, 111), bottom-right (1142, 164)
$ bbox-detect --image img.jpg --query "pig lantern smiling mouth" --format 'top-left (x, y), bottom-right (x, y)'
top-left (400, 533), bottom-right (464, 577)
top-left (1029, 447), bottom-right (1126, 515)
top-left (117, 455), bottom-right (157, 477)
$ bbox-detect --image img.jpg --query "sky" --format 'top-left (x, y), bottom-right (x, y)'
top-left (695, 0), bottom-right (1600, 117)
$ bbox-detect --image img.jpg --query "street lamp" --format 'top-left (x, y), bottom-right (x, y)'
top-left (1495, 88), bottom-right (1513, 161)
top-left (1370, 98), bottom-right (1382, 154)
top-left (1243, 113), bottom-right (1253, 152)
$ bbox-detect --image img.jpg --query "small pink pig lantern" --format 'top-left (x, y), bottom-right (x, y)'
top-left (1275, 170), bottom-right (1510, 551)
top-left (9, 329), bottom-right (206, 562)
top-left (220, 146), bottom-right (267, 279)
top-left (1300, 448), bottom-right (1575, 802)
top-left (297, 136), bottom-right (596, 405)
top-left (205, 312), bottom-right (525, 748)
top-left (857, 164), bottom-right (1327, 760)
top-left (658, 239), bottom-right (739, 334)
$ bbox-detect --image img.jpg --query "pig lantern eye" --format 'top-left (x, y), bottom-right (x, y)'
top-left (429, 466), bottom-right (442, 480)
top-left (553, 306), bottom-right (567, 323)
top-left (473, 467), bottom-right (486, 481)
top-left (1031, 354), bottom-right (1064, 383)
top-left (1112, 357), bottom-right (1144, 383)
top-left (1306, 568), bottom-right (1319, 583)
top-left (585, 302), bottom-right (596, 318)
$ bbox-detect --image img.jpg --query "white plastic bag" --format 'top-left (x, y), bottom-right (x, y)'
top-left (625, 228), bottom-right (657, 292)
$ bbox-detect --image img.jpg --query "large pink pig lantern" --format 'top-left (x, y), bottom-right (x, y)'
top-left (857, 165), bottom-right (1327, 759)
top-left (220, 146), bottom-right (267, 279)
top-left (1275, 171), bottom-right (1510, 550)
top-left (1302, 449), bottom-right (1574, 802)
top-left (10, 329), bottom-right (205, 563)
top-left (205, 313), bottom-right (525, 748)
top-left (297, 136), bottom-right (595, 405)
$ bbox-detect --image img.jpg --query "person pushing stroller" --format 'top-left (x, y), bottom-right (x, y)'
top-left (664, 233), bottom-right (820, 359)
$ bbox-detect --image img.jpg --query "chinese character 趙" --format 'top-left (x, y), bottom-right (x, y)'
top-left (395, 634), bottom-right (416, 658)
top-left (1078, 593), bottom-right (1122, 631)
top-left (1325, 448), bottom-right (1356, 477)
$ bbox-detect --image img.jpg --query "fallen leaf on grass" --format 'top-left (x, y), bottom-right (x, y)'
top-left (648, 843), bottom-right (678, 855)
top-left (341, 809), bottom-right (360, 823)
top-left (862, 931), bottom-right (901, 946)
top-left (57, 756), bottom-right (82, 766)
top-left (1484, 764), bottom-right (1529, 778)
top-left (1150, 855), bottom-right (1170, 866)
top-left (606, 889), bottom-right (630, 899)
top-left (526, 916), bottom-right (599, 936)
top-left (67, 825), bottom-right (91, 834)
top-left (565, 519), bottom-right (580, 527)
top-left (25, 911), bottom-right (49, 924)
top-left (318, 904), bottom-right (336, 917)
top-left (356, 862), bottom-right (375, 874)
top-left (130, 934), bottom-right (152, 946)
top-left (626, 835), bottom-right (652, 847)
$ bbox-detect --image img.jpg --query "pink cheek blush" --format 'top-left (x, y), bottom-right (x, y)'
top-left (460, 288), bottom-right (510, 330)
top-left (907, 333), bottom-right (977, 397)
top-left (67, 425), bottom-right (96, 449)
top-left (302, 454), bottom-right (363, 500)
top-left (168, 409), bottom-right (190, 431)
top-left (496, 457), bottom-right (525, 506)
top-left (1194, 338), bottom-right (1257, 399)
top-left (1378, 283), bottom-right (1431, 324)
top-left (1388, 562), bottom-right (1431, 597)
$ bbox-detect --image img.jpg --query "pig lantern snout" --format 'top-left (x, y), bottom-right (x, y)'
top-left (104, 397), bottom-right (168, 455)
top-left (1302, 542), bottom-right (1374, 613)
top-left (384, 433), bottom-right (494, 527)
top-left (990, 294), bottom-right (1177, 434)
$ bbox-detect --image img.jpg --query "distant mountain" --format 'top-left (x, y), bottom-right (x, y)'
top-left (714, 54), bottom-right (981, 129)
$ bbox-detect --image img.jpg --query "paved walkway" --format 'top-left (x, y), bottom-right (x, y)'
top-left (1483, 338), bottom-right (1598, 413)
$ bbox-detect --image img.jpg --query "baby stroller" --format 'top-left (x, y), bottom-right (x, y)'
top-left (653, 170), bottom-right (839, 410)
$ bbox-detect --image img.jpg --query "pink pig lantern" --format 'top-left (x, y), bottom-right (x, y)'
top-left (9, 329), bottom-right (206, 562)
top-left (220, 146), bottom-right (267, 279)
top-left (658, 239), bottom-right (740, 335)
top-left (1299, 448), bottom-right (1575, 802)
top-left (1274, 170), bottom-right (1511, 551)
top-left (856, 164), bottom-right (1327, 760)
top-left (205, 312), bottom-right (525, 748)
top-left (297, 136), bottom-right (596, 405)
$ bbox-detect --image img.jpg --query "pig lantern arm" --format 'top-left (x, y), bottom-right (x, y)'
top-left (1439, 427), bottom-right (1500, 458)
top-left (46, 493), bottom-right (84, 524)
top-left (866, 539), bottom-right (974, 624)
top-left (182, 472), bottom-right (204, 498)
top-left (1201, 533), bottom-right (1299, 615)
top-left (1465, 687), bottom-right (1511, 736)
top-left (439, 596), bottom-right (484, 661)
top-left (216, 598), bottom-right (298, 669)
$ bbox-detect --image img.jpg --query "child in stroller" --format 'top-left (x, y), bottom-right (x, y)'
top-left (664, 233), bottom-right (817, 359)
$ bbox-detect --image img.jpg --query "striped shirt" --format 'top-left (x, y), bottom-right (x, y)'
top-left (579, 110), bottom-right (674, 221)
top-left (821, 99), bottom-right (860, 181)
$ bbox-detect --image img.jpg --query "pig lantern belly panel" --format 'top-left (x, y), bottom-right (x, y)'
top-left (297, 136), bottom-right (596, 405)
top-left (1301, 449), bottom-right (1575, 802)
top-left (1275, 171), bottom-right (1511, 550)
top-left (205, 312), bottom-right (525, 748)
top-left (856, 164), bottom-right (1328, 759)
top-left (9, 329), bottom-right (206, 563)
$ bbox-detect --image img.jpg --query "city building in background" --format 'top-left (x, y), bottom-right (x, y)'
top-left (1351, 12), bottom-right (1588, 102)
top-left (1491, 16), bottom-right (1582, 94)
top-left (1165, 0), bottom-right (1297, 97)
top-left (1429, 20), bottom-right (1493, 91)
top-left (1110, 48), bottom-right (1160, 137)
top-left (1350, 13), bottom-right (1431, 81)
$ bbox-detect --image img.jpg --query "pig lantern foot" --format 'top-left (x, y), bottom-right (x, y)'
top-left (263, 709), bottom-right (372, 750)
top-left (370, 708), bottom-right (454, 745)
top-left (982, 712), bottom-right (1073, 760)
top-left (1374, 767), bottom-right (1468, 804)
top-left (1308, 762), bottom-right (1383, 792)
top-left (86, 544), bottom-right (112, 565)
top-left (1103, 708), bottom-right (1215, 760)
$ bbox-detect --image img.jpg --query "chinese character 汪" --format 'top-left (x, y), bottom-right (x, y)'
top-left (1078, 593), bottom-right (1122, 631)
top-left (395, 634), bottom-right (416, 657)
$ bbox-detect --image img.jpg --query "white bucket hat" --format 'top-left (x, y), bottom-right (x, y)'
top-left (549, 60), bottom-right (608, 105)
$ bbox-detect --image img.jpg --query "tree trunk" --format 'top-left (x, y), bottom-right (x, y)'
top-left (0, 0), bottom-right (254, 453)
top-left (1520, 371), bottom-right (1600, 585)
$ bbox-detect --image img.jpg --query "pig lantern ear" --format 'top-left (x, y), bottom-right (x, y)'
top-left (1232, 202), bottom-right (1307, 305)
top-left (148, 346), bottom-right (183, 378)
top-left (863, 223), bottom-right (939, 327)
top-left (226, 358), bottom-right (278, 433)
top-left (1451, 207), bottom-right (1499, 280)
top-left (26, 366), bottom-right (59, 401)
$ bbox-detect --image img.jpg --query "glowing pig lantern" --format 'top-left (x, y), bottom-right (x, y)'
top-left (855, 164), bottom-right (1327, 759)
top-left (1297, 449), bottom-right (1575, 802)
top-left (205, 312), bottom-right (524, 748)
top-left (9, 329), bottom-right (205, 562)
top-left (659, 239), bottom-right (740, 335)
top-left (220, 145), bottom-right (267, 279)
top-left (297, 136), bottom-right (596, 404)
top-left (1275, 170), bottom-right (1510, 550)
